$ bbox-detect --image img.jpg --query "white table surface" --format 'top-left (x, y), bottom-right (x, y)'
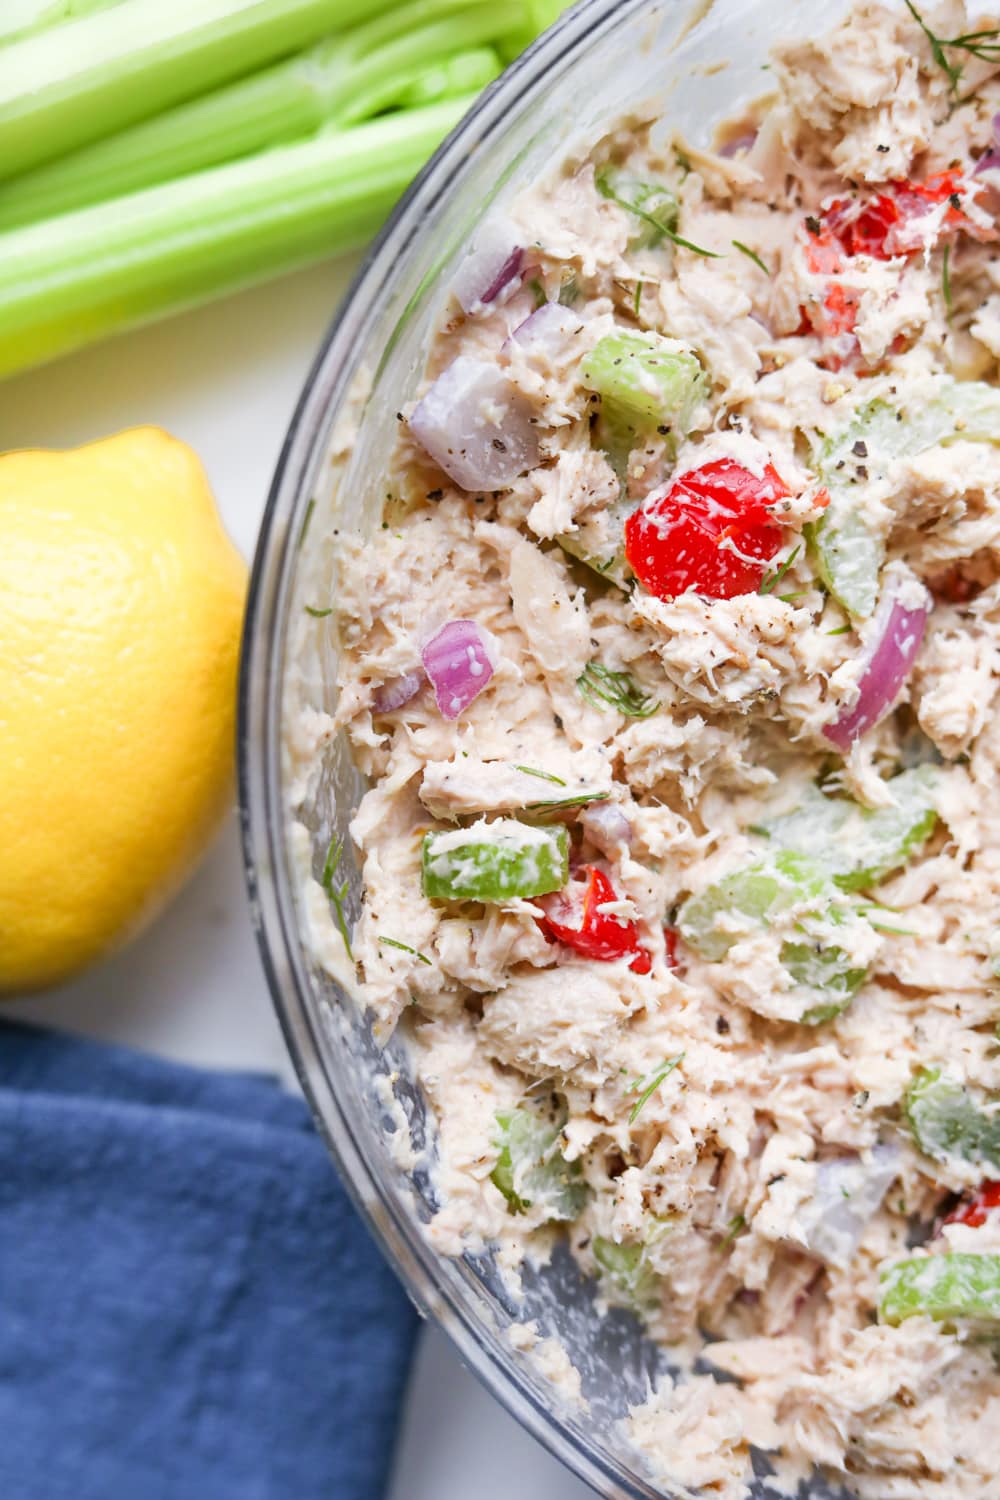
top-left (0, 261), bottom-right (593, 1500)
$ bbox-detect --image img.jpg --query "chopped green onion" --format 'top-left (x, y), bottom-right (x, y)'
top-left (627, 1054), bottom-right (684, 1123)
top-left (422, 819), bottom-right (568, 902)
top-left (577, 661), bottom-right (658, 719)
top-left (942, 243), bottom-right (952, 318)
top-left (304, 604), bottom-right (332, 618)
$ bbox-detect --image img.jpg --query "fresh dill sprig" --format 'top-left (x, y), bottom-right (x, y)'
top-left (528, 276), bottom-right (547, 309)
top-left (525, 790), bottom-right (611, 810)
top-left (513, 765), bottom-right (567, 786)
top-left (595, 167), bottom-right (720, 258)
top-left (732, 239), bottom-right (770, 275)
top-left (942, 243), bottom-right (952, 318)
top-left (759, 543), bottom-right (801, 596)
top-left (304, 604), bottom-right (332, 618)
top-left (720, 1213), bottom-right (747, 1247)
top-left (577, 661), bottom-right (658, 718)
top-left (634, 279), bottom-right (644, 317)
top-left (627, 1054), bottom-right (685, 1123)
top-left (904, 1), bottom-right (1000, 95)
top-left (378, 935), bottom-right (432, 965)
top-left (827, 623), bottom-right (852, 636)
top-left (321, 835), bottom-right (353, 961)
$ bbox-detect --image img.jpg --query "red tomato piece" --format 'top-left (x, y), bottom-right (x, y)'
top-left (624, 458), bottom-right (786, 601)
top-left (944, 1180), bottom-right (1000, 1229)
top-left (536, 865), bottom-right (649, 973)
top-left (663, 927), bottom-right (680, 970)
top-left (822, 173), bottom-right (970, 261)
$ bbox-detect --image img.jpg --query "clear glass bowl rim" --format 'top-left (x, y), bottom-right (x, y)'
top-left (239, 5), bottom-right (682, 1496)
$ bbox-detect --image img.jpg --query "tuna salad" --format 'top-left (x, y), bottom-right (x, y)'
top-left (310, 2), bottom-right (1000, 1494)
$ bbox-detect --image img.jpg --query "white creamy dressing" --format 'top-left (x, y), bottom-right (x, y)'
top-left (299, 2), bottom-right (1000, 1495)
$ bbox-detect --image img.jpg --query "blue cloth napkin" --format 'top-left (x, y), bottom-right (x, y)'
top-left (0, 1020), bottom-right (419, 1500)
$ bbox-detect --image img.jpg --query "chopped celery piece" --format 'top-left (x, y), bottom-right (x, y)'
top-left (0, 0), bottom-right (123, 46)
top-left (811, 382), bottom-right (1000, 616)
top-left (906, 1068), bottom-right (1000, 1173)
top-left (680, 852), bottom-right (870, 1022)
top-left (593, 1236), bottom-right (661, 1307)
top-left (556, 493), bottom-right (633, 588)
top-left (0, 0), bottom-right (513, 228)
top-left (594, 164), bottom-right (680, 251)
top-left (580, 332), bottom-right (706, 429)
top-left (0, 0), bottom-right (400, 182)
top-left (678, 850), bottom-right (832, 963)
top-left (880, 1253), bottom-right (1000, 1329)
top-left (422, 819), bottom-right (568, 902)
top-left (0, 97), bottom-right (470, 380)
top-left (491, 1106), bottom-right (587, 1221)
top-left (808, 502), bottom-right (882, 618)
top-left (782, 928), bottom-right (867, 1024)
top-left (756, 767), bottom-right (938, 892)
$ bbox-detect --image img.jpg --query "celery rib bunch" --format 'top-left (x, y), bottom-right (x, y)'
top-left (0, 0), bottom-right (571, 379)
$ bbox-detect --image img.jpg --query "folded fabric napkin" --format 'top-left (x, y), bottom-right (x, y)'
top-left (0, 1020), bottom-right (419, 1500)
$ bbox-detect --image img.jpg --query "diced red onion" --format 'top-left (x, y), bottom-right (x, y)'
top-left (505, 301), bottom-right (584, 355)
top-left (409, 356), bottom-right (540, 492)
top-left (421, 619), bottom-right (498, 720)
top-left (580, 801), bottom-right (633, 856)
top-left (794, 1146), bottom-right (900, 1268)
top-left (823, 586), bottom-right (931, 750)
top-left (974, 112), bottom-right (1000, 175)
top-left (372, 670), bottom-right (423, 714)
top-left (452, 218), bottom-right (525, 314)
top-left (719, 131), bottom-right (757, 159)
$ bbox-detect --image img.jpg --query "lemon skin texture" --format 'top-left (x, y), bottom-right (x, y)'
top-left (0, 427), bottom-right (247, 993)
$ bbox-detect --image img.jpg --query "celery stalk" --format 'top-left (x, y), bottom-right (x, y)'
top-left (0, 0), bottom-right (403, 181)
top-left (0, 0), bottom-right (513, 228)
top-left (0, 0), bottom-right (126, 47)
top-left (0, 97), bottom-right (470, 380)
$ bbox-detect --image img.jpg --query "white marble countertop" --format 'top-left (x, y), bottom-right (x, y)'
top-left (0, 261), bottom-right (593, 1500)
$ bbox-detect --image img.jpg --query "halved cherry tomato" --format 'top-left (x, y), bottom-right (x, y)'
top-left (536, 865), bottom-right (650, 973)
top-left (624, 458), bottom-right (786, 600)
top-left (944, 1180), bottom-right (1000, 1229)
top-left (823, 173), bottom-right (972, 262)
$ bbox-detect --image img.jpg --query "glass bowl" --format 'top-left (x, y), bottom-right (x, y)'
top-left (239, 1), bottom-right (850, 1495)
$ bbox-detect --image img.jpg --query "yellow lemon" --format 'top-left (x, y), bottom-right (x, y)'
top-left (0, 427), bottom-right (247, 993)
